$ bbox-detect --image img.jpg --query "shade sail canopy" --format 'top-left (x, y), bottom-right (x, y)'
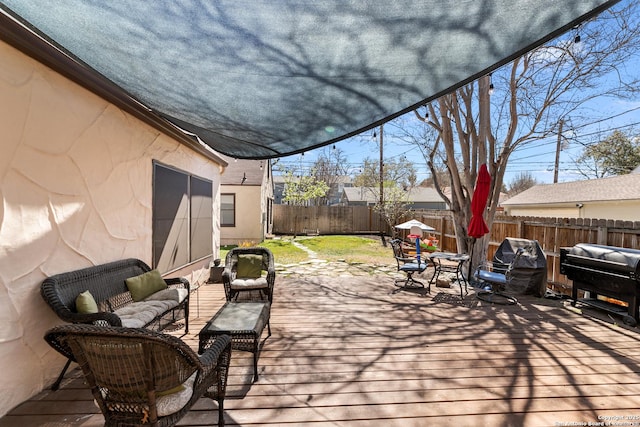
top-left (0, 1), bottom-right (618, 159)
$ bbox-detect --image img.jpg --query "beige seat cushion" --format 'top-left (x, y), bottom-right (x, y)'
top-left (230, 277), bottom-right (268, 290)
top-left (115, 300), bottom-right (179, 328)
top-left (144, 288), bottom-right (189, 303)
top-left (156, 372), bottom-right (196, 416)
top-left (99, 372), bottom-right (196, 417)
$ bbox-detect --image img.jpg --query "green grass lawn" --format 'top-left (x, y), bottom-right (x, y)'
top-left (296, 235), bottom-right (391, 264)
top-left (220, 238), bottom-right (308, 265)
top-left (220, 235), bottom-right (392, 265)
top-left (259, 238), bottom-right (309, 264)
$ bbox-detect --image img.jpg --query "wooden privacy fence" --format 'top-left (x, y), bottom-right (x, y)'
top-left (273, 205), bottom-right (392, 236)
top-left (420, 213), bottom-right (640, 293)
top-left (273, 205), bottom-right (640, 292)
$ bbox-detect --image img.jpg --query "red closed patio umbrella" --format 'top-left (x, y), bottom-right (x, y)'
top-left (467, 163), bottom-right (492, 291)
top-left (468, 164), bottom-right (491, 239)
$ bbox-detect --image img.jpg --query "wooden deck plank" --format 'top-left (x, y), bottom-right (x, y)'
top-left (3, 274), bottom-right (640, 427)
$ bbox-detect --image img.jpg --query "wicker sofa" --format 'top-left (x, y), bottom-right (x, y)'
top-left (41, 258), bottom-right (191, 389)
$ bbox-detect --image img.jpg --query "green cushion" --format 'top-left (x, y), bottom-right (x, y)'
top-left (236, 254), bottom-right (262, 278)
top-left (125, 269), bottom-right (167, 302)
top-left (75, 290), bottom-right (98, 314)
top-left (157, 384), bottom-right (185, 397)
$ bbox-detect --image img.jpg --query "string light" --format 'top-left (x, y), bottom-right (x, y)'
top-left (488, 73), bottom-right (495, 96)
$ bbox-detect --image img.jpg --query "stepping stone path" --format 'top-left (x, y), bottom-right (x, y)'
top-left (276, 239), bottom-right (437, 281)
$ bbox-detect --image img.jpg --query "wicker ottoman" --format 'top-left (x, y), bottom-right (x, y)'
top-left (198, 301), bottom-right (271, 382)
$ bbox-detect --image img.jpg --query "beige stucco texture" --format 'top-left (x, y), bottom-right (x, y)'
top-left (0, 40), bottom-right (221, 416)
top-left (221, 185), bottom-right (266, 245)
top-left (505, 199), bottom-right (639, 221)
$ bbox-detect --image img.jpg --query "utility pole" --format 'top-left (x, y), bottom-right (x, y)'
top-left (554, 119), bottom-right (564, 184)
top-left (379, 124), bottom-right (385, 242)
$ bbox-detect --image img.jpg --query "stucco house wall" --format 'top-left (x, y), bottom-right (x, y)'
top-left (220, 156), bottom-right (273, 246)
top-left (0, 40), bottom-right (223, 416)
top-left (506, 200), bottom-right (640, 221)
top-left (504, 205), bottom-right (581, 218)
top-left (580, 200), bottom-right (638, 221)
top-left (502, 174), bottom-right (640, 222)
top-left (221, 185), bottom-right (266, 245)
top-left (504, 201), bottom-right (638, 220)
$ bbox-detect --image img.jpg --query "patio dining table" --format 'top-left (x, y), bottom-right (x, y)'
top-left (428, 252), bottom-right (470, 299)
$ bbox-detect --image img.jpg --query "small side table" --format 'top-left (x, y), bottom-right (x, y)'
top-left (429, 253), bottom-right (470, 299)
top-left (198, 301), bottom-right (271, 382)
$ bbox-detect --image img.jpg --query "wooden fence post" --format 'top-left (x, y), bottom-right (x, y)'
top-left (597, 226), bottom-right (608, 245)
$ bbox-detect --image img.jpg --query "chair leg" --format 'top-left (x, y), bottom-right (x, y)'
top-left (185, 304), bottom-right (189, 334)
top-left (252, 352), bottom-right (259, 382)
top-left (51, 358), bottom-right (72, 391)
top-left (404, 272), bottom-right (424, 289)
top-left (218, 397), bottom-right (225, 426)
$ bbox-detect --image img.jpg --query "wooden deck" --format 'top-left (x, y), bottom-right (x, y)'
top-left (4, 273), bottom-right (640, 426)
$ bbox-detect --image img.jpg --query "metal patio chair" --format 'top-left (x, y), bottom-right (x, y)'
top-left (390, 238), bottom-right (430, 292)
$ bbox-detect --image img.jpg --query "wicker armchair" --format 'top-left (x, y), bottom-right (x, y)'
top-left (222, 247), bottom-right (275, 302)
top-left (45, 324), bottom-right (231, 427)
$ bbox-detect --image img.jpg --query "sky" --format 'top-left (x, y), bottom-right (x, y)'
top-left (275, 1), bottom-right (640, 188)
top-left (275, 97), bottom-right (640, 187)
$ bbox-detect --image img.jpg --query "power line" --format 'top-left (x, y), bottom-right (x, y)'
top-left (571, 105), bottom-right (640, 131)
top-left (276, 105), bottom-right (640, 178)
top-left (572, 120), bottom-right (640, 140)
top-left (513, 107), bottom-right (640, 153)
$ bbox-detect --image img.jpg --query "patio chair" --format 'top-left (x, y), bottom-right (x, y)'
top-left (472, 248), bottom-right (527, 305)
top-left (45, 324), bottom-right (232, 427)
top-left (390, 238), bottom-right (430, 291)
top-left (222, 247), bottom-right (275, 302)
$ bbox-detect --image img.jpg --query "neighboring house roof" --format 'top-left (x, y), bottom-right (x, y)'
top-left (342, 186), bottom-right (444, 203)
top-left (406, 187), bottom-right (446, 203)
top-left (343, 187), bottom-right (378, 203)
top-left (331, 176), bottom-right (354, 185)
top-left (502, 174), bottom-right (640, 206)
top-left (220, 154), bottom-right (265, 186)
top-left (439, 187), bottom-right (509, 205)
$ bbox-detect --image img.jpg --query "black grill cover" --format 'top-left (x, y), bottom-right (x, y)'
top-left (493, 238), bottom-right (547, 297)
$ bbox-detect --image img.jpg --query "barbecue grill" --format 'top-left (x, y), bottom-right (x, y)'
top-left (560, 243), bottom-right (640, 327)
top-left (493, 238), bottom-right (547, 297)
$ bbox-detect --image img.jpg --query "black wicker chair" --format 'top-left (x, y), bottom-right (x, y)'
top-left (45, 324), bottom-right (231, 427)
top-left (222, 247), bottom-right (275, 302)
